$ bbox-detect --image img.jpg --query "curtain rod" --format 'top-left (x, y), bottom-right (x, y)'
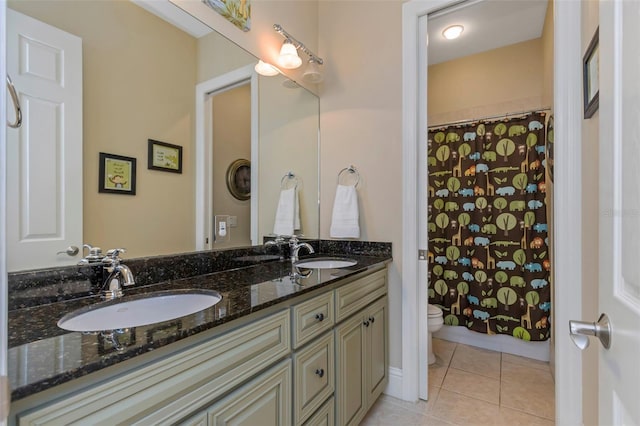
top-left (428, 107), bottom-right (552, 130)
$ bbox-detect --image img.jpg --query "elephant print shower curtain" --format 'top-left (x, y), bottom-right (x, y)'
top-left (427, 112), bottom-right (551, 342)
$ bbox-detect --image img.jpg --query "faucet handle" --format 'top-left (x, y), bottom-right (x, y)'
top-left (78, 244), bottom-right (103, 265)
top-left (106, 248), bottom-right (127, 259)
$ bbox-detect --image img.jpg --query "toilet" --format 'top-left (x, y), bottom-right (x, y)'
top-left (427, 304), bottom-right (444, 365)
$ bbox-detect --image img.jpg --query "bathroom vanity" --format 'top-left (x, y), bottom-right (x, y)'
top-left (7, 243), bottom-right (391, 425)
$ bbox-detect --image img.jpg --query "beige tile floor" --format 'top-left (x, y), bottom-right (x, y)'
top-left (361, 338), bottom-right (555, 426)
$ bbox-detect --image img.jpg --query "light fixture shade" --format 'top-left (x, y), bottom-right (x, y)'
top-left (278, 40), bottom-right (302, 69)
top-left (302, 58), bottom-right (323, 83)
top-left (254, 60), bottom-right (279, 76)
top-left (443, 25), bottom-right (464, 40)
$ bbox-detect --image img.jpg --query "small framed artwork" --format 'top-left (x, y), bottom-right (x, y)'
top-left (148, 139), bottom-right (182, 173)
top-left (202, 0), bottom-right (251, 32)
top-left (99, 152), bottom-right (136, 195)
top-left (226, 158), bottom-right (251, 201)
top-left (583, 27), bottom-right (599, 119)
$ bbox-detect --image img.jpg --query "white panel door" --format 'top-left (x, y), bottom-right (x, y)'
top-left (6, 9), bottom-right (82, 271)
top-left (597, 1), bottom-right (640, 424)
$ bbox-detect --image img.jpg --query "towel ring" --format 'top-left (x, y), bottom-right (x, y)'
top-left (337, 165), bottom-right (360, 187)
top-left (281, 172), bottom-right (299, 190)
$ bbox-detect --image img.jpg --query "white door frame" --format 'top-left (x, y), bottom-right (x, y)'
top-left (1, 2), bottom-right (9, 422)
top-left (401, 1), bottom-right (584, 422)
top-left (195, 64), bottom-right (258, 249)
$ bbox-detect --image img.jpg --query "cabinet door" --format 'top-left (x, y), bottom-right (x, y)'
top-left (303, 397), bottom-right (334, 426)
top-left (364, 298), bottom-right (388, 404)
top-left (294, 332), bottom-right (335, 425)
top-left (335, 315), bottom-right (365, 426)
top-left (208, 360), bottom-right (291, 426)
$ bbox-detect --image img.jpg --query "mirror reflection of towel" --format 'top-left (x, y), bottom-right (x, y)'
top-left (273, 188), bottom-right (300, 236)
top-left (330, 185), bottom-right (360, 238)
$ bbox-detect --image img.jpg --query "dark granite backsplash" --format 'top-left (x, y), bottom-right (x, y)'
top-left (8, 240), bottom-right (391, 311)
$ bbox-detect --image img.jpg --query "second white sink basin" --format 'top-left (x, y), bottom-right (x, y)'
top-left (295, 257), bottom-right (357, 269)
top-left (57, 289), bottom-right (222, 332)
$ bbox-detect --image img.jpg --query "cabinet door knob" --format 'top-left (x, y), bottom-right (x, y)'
top-left (315, 313), bottom-right (325, 322)
top-left (315, 368), bottom-right (325, 378)
top-left (369, 316), bottom-right (375, 324)
top-left (363, 320), bottom-right (370, 327)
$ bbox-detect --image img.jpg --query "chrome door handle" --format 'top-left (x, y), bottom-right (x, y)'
top-left (57, 246), bottom-right (80, 257)
top-left (569, 313), bottom-right (611, 350)
top-left (6, 75), bottom-right (22, 128)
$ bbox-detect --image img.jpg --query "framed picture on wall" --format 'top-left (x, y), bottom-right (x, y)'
top-left (98, 152), bottom-right (137, 195)
top-left (583, 27), bottom-right (599, 119)
top-left (148, 139), bottom-right (183, 173)
top-left (226, 159), bottom-right (251, 201)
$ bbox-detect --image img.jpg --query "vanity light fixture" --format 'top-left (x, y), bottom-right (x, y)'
top-left (273, 24), bottom-right (324, 83)
top-left (278, 39), bottom-right (302, 69)
top-left (442, 25), bottom-right (464, 40)
top-left (302, 58), bottom-right (323, 83)
top-left (255, 60), bottom-right (280, 76)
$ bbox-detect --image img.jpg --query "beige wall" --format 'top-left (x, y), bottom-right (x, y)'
top-left (581, 1), bottom-right (600, 423)
top-left (9, 0), bottom-right (198, 259)
top-left (318, 0), bottom-right (404, 369)
top-left (197, 30), bottom-right (255, 83)
top-left (212, 84), bottom-right (251, 248)
top-left (258, 75), bottom-right (320, 240)
top-left (428, 38), bottom-right (545, 124)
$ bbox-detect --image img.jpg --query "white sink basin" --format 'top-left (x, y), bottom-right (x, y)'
top-left (57, 289), bottom-right (222, 332)
top-left (295, 257), bottom-right (357, 269)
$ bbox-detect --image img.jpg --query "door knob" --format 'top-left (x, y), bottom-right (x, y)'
top-left (57, 246), bottom-right (80, 256)
top-left (569, 313), bottom-right (611, 350)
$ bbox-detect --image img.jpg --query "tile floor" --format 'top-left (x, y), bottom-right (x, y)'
top-left (361, 338), bottom-right (555, 426)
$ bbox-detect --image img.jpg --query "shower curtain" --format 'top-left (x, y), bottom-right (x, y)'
top-left (427, 112), bottom-right (551, 342)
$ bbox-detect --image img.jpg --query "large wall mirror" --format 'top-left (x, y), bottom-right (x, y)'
top-left (6, 0), bottom-right (320, 272)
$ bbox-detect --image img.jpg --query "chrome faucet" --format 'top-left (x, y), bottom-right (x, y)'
top-left (288, 236), bottom-right (315, 263)
top-left (78, 246), bottom-right (135, 299)
top-left (101, 249), bottom-right (135, 299)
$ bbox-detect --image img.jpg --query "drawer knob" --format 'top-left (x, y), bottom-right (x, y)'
top-left (315, 313), bottom-right (325, 322)
top-left (363, 320), bottom-right (370, 327)
top-left (315, 368), bottom-right (325, 378)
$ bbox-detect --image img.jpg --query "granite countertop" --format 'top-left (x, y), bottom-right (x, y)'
top-left (8, 253), bottom-right (391, 401)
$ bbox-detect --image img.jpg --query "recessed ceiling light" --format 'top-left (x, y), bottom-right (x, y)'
top-left (443, 25), bottom-right (464, 40)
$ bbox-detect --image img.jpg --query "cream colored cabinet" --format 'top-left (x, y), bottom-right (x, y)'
top-left (207, 360), bottom-right (292, 426)
top-left (303, 397), bottom-right (335, 426)
top-left (293, 331), bottom-right (335, 425)
top-left (292, 291), bottom-right (334, 349)
top-left (335, 296), bottom-right (388, 426)
top-left (16, 310), bottom-right (291, 426)
top-left (13, 266), bottom-right (388, 426)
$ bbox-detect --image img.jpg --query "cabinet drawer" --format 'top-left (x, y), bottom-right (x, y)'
top-left (293, 332), bottom-right (335, 425)
top-left (303, 396), bottom-right (335, 426)
top-left (335, 269), bottom-right (387, 322)
top-left (19, 310), bottom-right (291, 426)
top-left (292, 291), bottom-right (334, 349)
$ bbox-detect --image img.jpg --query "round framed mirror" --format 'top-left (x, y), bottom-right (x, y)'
top-left (226, 159), bottom-right (251, 200)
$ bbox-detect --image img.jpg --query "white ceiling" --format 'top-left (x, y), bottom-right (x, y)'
top-left (427, 0), bottom-right (549, 65)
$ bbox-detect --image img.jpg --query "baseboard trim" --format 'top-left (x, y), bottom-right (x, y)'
top-left (384, 367), bottom-right (403, 399)
top-left (434, 325), bottom-right (550, 362)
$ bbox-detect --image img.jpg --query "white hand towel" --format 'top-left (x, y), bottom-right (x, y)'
top-left (294, 189), bottom-right (301, 231)
top-left (330, 184), bottom-right (360, 238)
top-left (273, 188), bottom-right (296, 236)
